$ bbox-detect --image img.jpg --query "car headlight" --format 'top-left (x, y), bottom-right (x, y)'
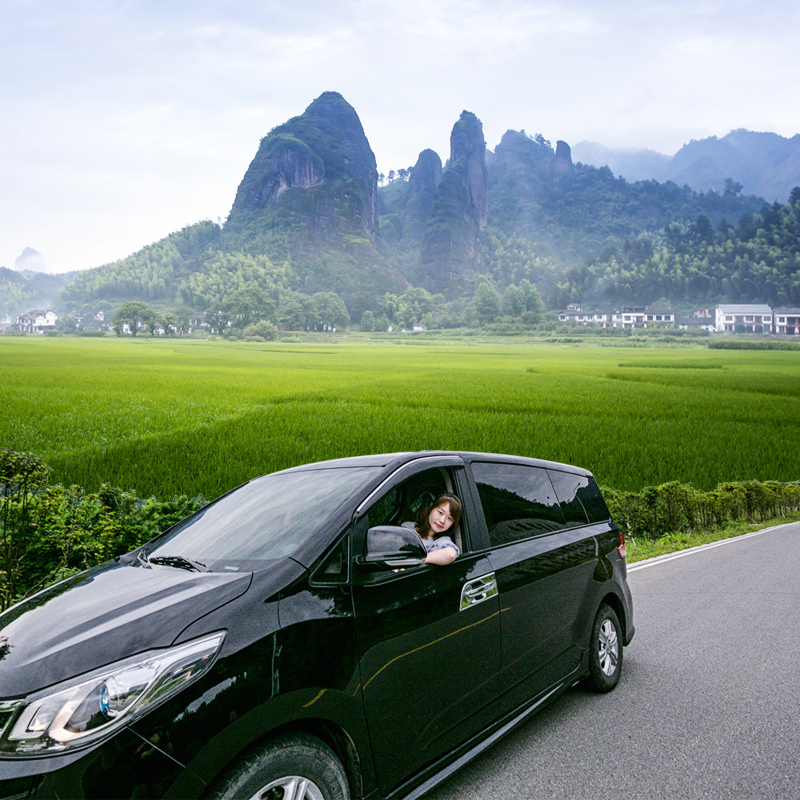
top-left (0, 631), bottom-right (225, 756)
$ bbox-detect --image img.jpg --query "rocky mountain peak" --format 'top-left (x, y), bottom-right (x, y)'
top-left (554, 140), bottom-right (573, 177)
top-left (449, 111), bottom-right (489, 229)
top-left (419, 111), bottom-right (489, 294)
top-left (227, 91), bottom-right (379, 242)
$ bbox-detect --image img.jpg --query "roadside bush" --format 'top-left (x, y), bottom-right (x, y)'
top-left (602, 478), bottom-right (800, 542)
top-left (0, 449), bottom-right (204, 610)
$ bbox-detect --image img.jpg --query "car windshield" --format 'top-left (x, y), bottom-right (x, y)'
top-left (146, 467), bottom-right (379, 571)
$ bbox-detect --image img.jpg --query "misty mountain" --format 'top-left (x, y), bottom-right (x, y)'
top-left (0, 266), bottom-right (77, 317)
top-left (54, 95), bottom-right (796, 321)
top-left (573, 130), bottom-right (800, 202)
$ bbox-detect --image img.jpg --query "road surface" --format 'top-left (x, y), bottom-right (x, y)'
top-left (424, 522), bottom-right (800, 799)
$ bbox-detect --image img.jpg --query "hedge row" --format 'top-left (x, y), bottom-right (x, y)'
top-left (601, 479), bottom-right (800, 542)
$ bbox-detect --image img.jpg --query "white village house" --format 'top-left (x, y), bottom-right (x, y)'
top-left (773, 307), bottom-right (800, 335)
top-left (714, 304), bottom-right (773, 333)
top-left (558, 304), bottom-right (674, 328)
top-left (14, 309), bottom-right (57, 334)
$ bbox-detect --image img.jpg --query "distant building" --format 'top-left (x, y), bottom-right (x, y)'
top-left (715, 304), bottom-right (773, 333)
top-left (558, 305), bottom-right (614, 327)
top-left (773, 307), bottom-right (800, 335)
top-left (612, 306), bottom-right (674, 328)
top-left (14, 309), bottom-right (57, 334)
top-left (558, 304), bottom-right (674, 328)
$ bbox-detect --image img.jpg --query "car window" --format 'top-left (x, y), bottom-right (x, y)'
top-left (547, 469), bottom-right (591, 526)
top-left (147, 467), bottom-right (380, 570)
top-left (575, 477), bottom-right (612, 523)
top-left (472, 462), bottom-right (566, 546)
top-left (363, 467), bottom-right (463, 551)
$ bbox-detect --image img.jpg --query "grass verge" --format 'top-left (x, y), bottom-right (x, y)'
top-left (626, 510), bottom-right (800, 563)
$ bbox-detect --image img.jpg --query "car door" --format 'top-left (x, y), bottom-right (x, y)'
top-left (469, 460), bottom-right (598, 713)
top-left (350, 459), bottom-right (502, 795)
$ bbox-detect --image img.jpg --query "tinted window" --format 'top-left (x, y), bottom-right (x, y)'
top-left (472, 462), bottom-right (565, 546)
top-left (547, 470), bottom-right (590, 526)
top-left (148, 467), bottom-right (379, 569)
top-left (576, 478), bottom-right (612, 523)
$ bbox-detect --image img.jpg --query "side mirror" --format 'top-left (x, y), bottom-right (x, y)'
top-left (356, 525), bottom-right (427, 571)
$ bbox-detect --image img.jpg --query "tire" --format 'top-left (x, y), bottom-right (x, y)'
top-left (587, 603), bottom-right (623, 693)
top-left (206, 733), bottom-right (350, 800)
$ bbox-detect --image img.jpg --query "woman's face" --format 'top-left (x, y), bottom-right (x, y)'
top-left (427, 501), bottom-right (455, 535)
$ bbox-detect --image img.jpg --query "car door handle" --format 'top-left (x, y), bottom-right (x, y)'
top-left (460, 573), bottom-right (498, 611)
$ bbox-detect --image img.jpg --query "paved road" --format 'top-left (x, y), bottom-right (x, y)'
top-left (424, 522), bottom-right (800, 800)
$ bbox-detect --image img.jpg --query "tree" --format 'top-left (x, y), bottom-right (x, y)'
top-left (0, 449), bottom-right (51, 609)
top-left (243, 320), bottom-right (278, 341)
top-left (471, 282), bottom-right (500, 325)
top-left (360, 310), bottom-right (376, 331)
top-left (387, 169), bottom-right (396, 183)
top-left (227, 286), bottom-right (277, 331)
top-left (205, 301), bottom-right (231, 335)
top-left (112, 301), bottom-right (155, 336)
top-left (159, 312), bottom-right (179, 336)
top-left (172, 306), bottom-right (194, 334)
top-left (278, 292), bottom-right (318, 331)
top-left (311, 292), bottom-right (350, 330)
top-left (502, 284), bottom-right (525, 317)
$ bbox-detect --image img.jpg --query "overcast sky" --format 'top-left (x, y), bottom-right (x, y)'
top-left (2, 0), bottom-right (799, 273)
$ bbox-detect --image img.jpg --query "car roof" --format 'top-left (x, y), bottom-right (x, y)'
top-left (279, 450), bottom-right (592, 478)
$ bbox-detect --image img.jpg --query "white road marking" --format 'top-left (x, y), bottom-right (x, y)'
top-left (627, 522), bottom-right (796, 572)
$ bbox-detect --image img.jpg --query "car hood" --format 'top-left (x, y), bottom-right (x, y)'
top-left (0, 562), bottom-right (251, 697)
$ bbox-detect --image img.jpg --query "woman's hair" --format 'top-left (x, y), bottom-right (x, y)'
top-left (416, 493), bottom-right (462, 538)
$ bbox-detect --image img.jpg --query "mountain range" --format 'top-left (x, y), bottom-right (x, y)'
top-left (8, 92), bottom-right (798, 323)
top-left (573, 130), bottom-right (800, 203)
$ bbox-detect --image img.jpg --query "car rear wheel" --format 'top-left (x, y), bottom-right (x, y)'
top-left (207, 733), bottom-right (350, 800)
top-left (587, 603), bottom-right (622, 693)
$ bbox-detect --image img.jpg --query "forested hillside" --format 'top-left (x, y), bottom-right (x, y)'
top-left (59, 221), bottom-right (221, 305)
top-left (551, 188), bottom-right (800, 308)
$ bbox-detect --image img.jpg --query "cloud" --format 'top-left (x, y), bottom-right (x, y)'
top-left (1, 0), bottom-right (799, 272)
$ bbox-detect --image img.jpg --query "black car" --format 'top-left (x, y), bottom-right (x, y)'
top-left (0, 451), bottom-right (634, 800)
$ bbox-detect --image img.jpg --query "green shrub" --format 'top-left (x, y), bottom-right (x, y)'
top-left (0, 449), bottom-right (205, 610)
top-left (602, 478), bottom-right (800, 542)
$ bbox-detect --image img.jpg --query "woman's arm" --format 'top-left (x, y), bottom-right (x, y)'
top-left (424, 546), bottom-right (457, 566)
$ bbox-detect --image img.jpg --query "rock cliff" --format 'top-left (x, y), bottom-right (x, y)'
top-left (222, 92), bottom-right (400, 315)
top-left (554, 140), bottom-right (573, 177)
top-left (419, 112), bottom-right (488, 294)
top-left (401, 149), bottom-right (442, 245)
top-left (226, 91), bottom-right (380, 244)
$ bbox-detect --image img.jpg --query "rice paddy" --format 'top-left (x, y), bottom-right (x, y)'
top-left (2, 337), bottom-right (799, 500)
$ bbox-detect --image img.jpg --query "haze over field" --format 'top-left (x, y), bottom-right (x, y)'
top-left (2, 0), bottom-right (799, 274)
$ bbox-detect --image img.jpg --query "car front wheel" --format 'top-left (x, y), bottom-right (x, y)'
top-left (587, 603), bottom-right (623, 693)
top-left (206, 733), bottom-right (350, 800)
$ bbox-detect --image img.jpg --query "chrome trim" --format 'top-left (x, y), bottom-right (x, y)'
top-left (460, 573), bottom-right (498, 611)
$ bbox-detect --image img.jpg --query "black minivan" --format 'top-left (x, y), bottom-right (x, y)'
top-left (0, 451), bottom-right (634, 800)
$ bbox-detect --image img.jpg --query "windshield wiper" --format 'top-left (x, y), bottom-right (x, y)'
top-left (148, 555), bottom-right (210, 573)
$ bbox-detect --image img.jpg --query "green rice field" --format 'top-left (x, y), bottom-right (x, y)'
top-left (2, 337), bottom-right (799, 500)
